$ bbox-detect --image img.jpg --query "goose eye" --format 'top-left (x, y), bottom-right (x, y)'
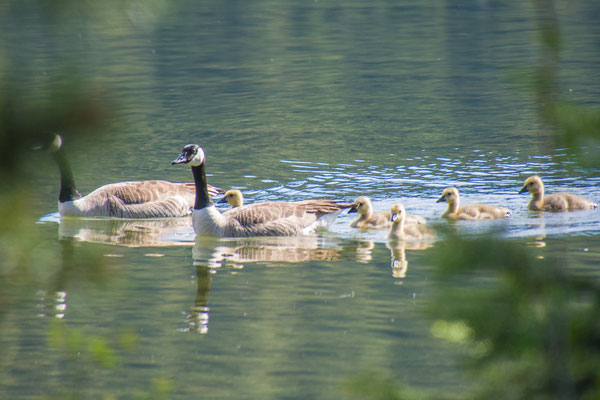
top-left (528, 182), bottom-right (533, 186)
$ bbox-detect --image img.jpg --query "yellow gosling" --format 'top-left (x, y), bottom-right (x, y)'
top-left (349, 196), bottom-right (425, 229)
top-left (387, 204), bottom-right (435, 240)
top-left (437, 187), bottom-right (511, 220)
top-left (218, 189), bottom-right (244, 208)
top-left (518, 175), bottom-right (597, 212)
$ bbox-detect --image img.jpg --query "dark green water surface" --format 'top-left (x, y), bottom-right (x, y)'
top-left (2, 1), bottom-right (600, 399)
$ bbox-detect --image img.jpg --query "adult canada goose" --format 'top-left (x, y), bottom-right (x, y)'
top-left (387, 204), bottom-right (435, 240)
top-left (172, 144), bottom-right (352, 237)
top-left (518, 175), bottom-right (597, 212)
top-left (48, 135), bottom-right (223, 218)
top-left (436, 187), bottom-right (511, 220)
top-left (217, 189), bottom-right (244, 208)
top-left (348, 196), bottom-right (426, 229)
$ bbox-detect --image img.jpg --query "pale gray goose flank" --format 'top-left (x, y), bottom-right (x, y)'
top-left (49, 135), bottom-right (223, 218)
top-left (172, 144), bottom-right (352, 237)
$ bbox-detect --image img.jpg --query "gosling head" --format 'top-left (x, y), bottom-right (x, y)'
top-left (519, 175), bottom-right (544, 195)
top-left (348, 196), bottom-right (373, 215)
top-left (436, 187), bottom-right (459, 204)
top-left (172, 144), bottom-right (205, 167)
top-left (390, 203), bottom-right (405, 222)
top-left (217, 189), bottom-right (244, 207)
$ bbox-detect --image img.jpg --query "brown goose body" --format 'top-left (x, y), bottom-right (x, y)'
top-left (216, 200), bottom-right (351, 236)
top-left (50, 135), bottom-right (223, 218)
top-left (437, 187), bottom-right (511, 220)
top-left (172, 144), bottom-right (351, 237)
top-left (60, 180), bottom-right (222, 218)
top-left (519, 175), bottom-right (597, 212)
top-left (349, 196), bottom-right (425, 229)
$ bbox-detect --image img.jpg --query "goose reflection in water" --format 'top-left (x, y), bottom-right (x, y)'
top-left (38, 239), bottom-right (73, 318)
top-left (193, 235), bottom-right (343, 270)
top-left (187, 235), bottom-right (344, 334)
top-left (57, 216), bottom-right (195, 247)
top-left (386, 240), bottom-right (434, 280)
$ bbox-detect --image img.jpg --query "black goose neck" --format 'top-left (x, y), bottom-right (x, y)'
top-left (191, 163), bottom-right (213, 209)
top-left (53, 147), bottom-right (81, 203)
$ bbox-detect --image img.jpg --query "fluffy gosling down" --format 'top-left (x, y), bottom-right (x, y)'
top-left (437, 187), bottom-right (511, 220)
top-left (387, 204), bottom-right (435, 240)
top-left (518, 175), bottom-right (597, 212)
top-left (218, 189), bottom-right (244, 208)
top-left (348, 196), bottom-right (426, 229)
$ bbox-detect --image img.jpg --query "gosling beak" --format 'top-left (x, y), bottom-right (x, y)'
top-left (391, 213), bottom-right (398, 222)
top-left (171, 152), bottom-right (189, 165)
top-left (518, 186), bottom-right (529, 194)
top-left (217, 197), bottom-right (228, 204)
top-left (348, 204), bottom-right (358, 213)
top-left (436, 195), bottom-right (446, 203)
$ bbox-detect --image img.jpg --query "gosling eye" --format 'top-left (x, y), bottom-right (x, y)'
top-left (529, 182), bottom-right (533, 186)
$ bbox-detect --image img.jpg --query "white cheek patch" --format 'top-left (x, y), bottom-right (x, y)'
top-left (189, 147), bottom-right (205, 166)
top-left (50, 135), bottom-right (63, 152)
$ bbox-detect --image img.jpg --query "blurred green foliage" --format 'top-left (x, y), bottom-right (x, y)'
top-left (429, 235), bottom-right (600, 400)
top-left (0, 2), bottom-right (173, 399)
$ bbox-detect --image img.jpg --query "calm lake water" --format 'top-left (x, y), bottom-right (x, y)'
top-left (3, 1), bottom-right (600, 399)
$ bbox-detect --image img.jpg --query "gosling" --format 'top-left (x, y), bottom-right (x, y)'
top-left (518, 175), bottom-right (597, 212)
top-left (218, 189), bottom-right (244, 208)
top-left (349, 196), bottom-right (425, 229)
top-left (387, 204), bottom-right (435, 240)
top-left (437, 187), bottom-right (511, 220)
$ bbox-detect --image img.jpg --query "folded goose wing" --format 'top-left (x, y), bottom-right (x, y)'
top-left (222, 200), bottom-right (351, 236)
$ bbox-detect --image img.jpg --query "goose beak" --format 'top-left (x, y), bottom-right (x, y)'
top-left (217, 197), bottom-right (228, 204)
top-left (348, 204), bottom-right (358, 213)
top-left (518, 186), bottom-right (528, 194)
top-left (436, 195), bottom-right (446, 203)
top-left (391, 213), bottom-right (398, 222)
top-left (171, 152), bottom-right (189, 165)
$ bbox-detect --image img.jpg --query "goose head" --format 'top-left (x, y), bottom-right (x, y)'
top-left (348, 196), bottom-right (373, 216)
top-left (172, 144), bottom-right (205, 167)
top-left (390, 203), bottom-right (405, 223)
top-left (217, 189), bottom-right (244, 207)
top-left (34, 133), bottom-right (63, 153)
top-left (436, 187), bottom-right (459, 205)
top-left (519, 175), bottom-right (544, 195)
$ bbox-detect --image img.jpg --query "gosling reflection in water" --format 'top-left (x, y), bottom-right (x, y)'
top-left (57, 217), bottom-right (194, 247)
top-left (386, 240), bottom-right (434, 280)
